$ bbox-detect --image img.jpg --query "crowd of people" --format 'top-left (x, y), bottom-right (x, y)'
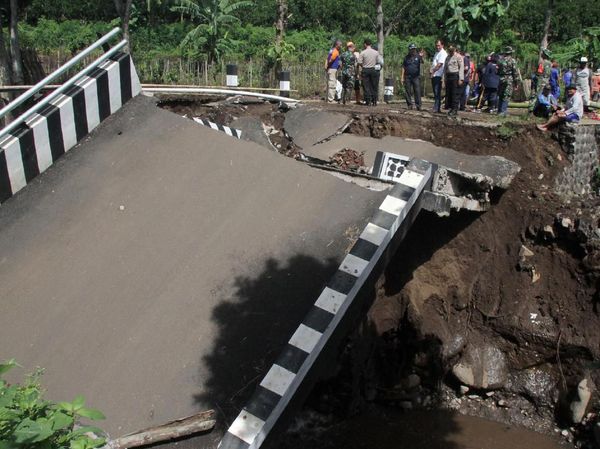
top-left (324, 38), bottom-right (600, 127)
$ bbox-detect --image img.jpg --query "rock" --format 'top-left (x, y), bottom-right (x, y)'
top-left (561, 429), bottom-right (569, 437)
top-left (531, 269), bottom-right (541, 283)
top-left (443, 334), bottom-right (467, 360)
top-left (399, 401), bottom-right (413, 410)
top-left (519, 245), bottom-right (535, 258)
top-left (406, 374), bottom-right (421, 389)
top-left (570, 378), bottom-right (592, 424)
top-left (560, 217), bottom-right (573, 229)
top-left (538, 173), bottom-right (544, 180)
top-left (497, 399), bottom-right (508, 407)
top-left (542, 225), bottom-right (555, 240)
top-left (459, 385), bottom-right (470, 395)
top-left (452, 343), bottom-right (508, 390)
top-left (119, 205), bottom-right (125, 211)
top-left (506, 367), bottom-right (558, 408)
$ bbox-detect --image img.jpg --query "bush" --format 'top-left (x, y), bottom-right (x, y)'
top-left (0, 360), bottom-right (106, 449)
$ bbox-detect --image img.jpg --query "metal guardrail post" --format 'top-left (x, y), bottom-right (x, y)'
top-left (0, 40), bottom-right (128, 141)
top-left (0, 27), bottom-right (121, 121)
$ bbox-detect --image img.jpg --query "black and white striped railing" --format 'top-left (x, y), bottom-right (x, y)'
top-left (192, 118), bottom-right (243, 139)
top-left (0, 52), bottom-right (141, 203)
top-left (219, 158), bottom-right (434, 449)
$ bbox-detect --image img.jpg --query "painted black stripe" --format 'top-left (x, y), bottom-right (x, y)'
top-left (389, 183), bottom-right (416, 201)
top-left (373, 151), bottom-right (384, 177)
top-left (327, 269), bottom-right (359, 295)
top-left (0, 151), bottom-right (12, 202)
top-left (244, 386), bottom-right (281, 422)
top-left (349, 238), bottom-right (379, 261)
top-left (112, 52), bottom-right (133, 104)
top-left (227, 64), bottom-right (238, 76)
top-left (370, 210), bottom-right (397, 230)
top-left (217, 124), bottom-right (226, 133)
top-left (276, 343), bottom-right (309, 374)
top-left (64, 85), bottom-right (88, 140)
top-left (280, 71), bottom-right (290, 81)
top-left (38, 104), bottom-right (65, 161)
top-left (302, 305), bottom-right (334, 334)
top-left (88, 67), bottom-right (111, 121)
top-left (220, 433), bottom-right (250, 449)
top-left (10, 125), bottom-right (39, 182)
top-left (232, 129), bottom-right (240, 138)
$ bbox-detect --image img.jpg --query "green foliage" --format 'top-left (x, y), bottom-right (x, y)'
top-left (171, 0), bottom-right (254, 63)
top-left (554, 27), bottom-right (600, 66)
top-left (439, 0), bottom-right (509, 45)
top-left (0, 360), bottom-right (106, 449)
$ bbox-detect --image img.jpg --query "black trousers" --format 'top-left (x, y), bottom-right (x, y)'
top-left (445, 73), bottom-right (461, 112)
top-left (404, 75), bottom-right (421, 108)
top-left (362, 68), bottom-right (378, 105)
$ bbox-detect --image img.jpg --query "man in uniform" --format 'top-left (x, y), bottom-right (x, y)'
top-left (530, 48), bottom-right (552, 111)
top-left (496, 46), bottom-right (519, 117)
top-left (401, 43), bottom-right (423, 110)
top-left (340, 42), bottom-right (358, 105)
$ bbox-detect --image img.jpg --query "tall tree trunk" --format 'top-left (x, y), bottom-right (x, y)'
top-left (114, 0), bottom-right (133, 53)
top-left (274, 0), bottom-right (288, 75)
top-left (0, 10), bottom-right (13, 126)
top-left (375, 0), bottom-right (384, 100)
top-left (539, 0), bottom-right (553, 63)
top-left (9, 0), bottom-right (23, 85)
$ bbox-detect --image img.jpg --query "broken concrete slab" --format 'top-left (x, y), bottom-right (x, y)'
top-left (284, 106), bottom-right (352, 149)
top-left (307, 134), bottom-right (520, 189)
top-left (232, 116), bottom-right (275, 150)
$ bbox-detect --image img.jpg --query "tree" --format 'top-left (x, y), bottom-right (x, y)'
top-left (114, 0), bottom-right (133, 52)
top-left (539, 0), bottom-right (553, 62)
top-left (8, 0), bottom-right (22, 84)
top-left (172, 0), bottom-right (253, 64)
top-left (439, 0), bottom-right (510, 45)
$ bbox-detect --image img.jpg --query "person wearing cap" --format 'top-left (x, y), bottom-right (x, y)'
top-left (575, 57), bottom-right (592, 110)
top-left (325, 39), bottom-right (342, 103)
top-left (340, 42), bottom-right (359, 105)
top-left (496, 46), bottom-right (520, 116)
top-left (537, 84), bottom-right (583, 131)
top-left (358, 39), bottom-right (381, 106)
top-left (401, 43), bottom-right (423, 110)
top-left (430, 40), bottom-right (448, 113)
top-left (533, 84), bottom-right (558, 118)
top-left (444, 44), bottom-right (464, 117)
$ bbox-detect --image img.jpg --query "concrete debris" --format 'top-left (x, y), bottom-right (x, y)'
top-left (284, 106), bottom-right (353, 149)
top-left (452, 343), bottom-right (508, 390)
top-left (542, 225), bottom-right (556, 240)
top-left (329, 148), bottom-right (367, 172)
top-left (570, 378), bottom-right (592, 424)
top-left (232, 116), bottom-right (276, 150)
top-left (519, 245), bottom-right (535, 258)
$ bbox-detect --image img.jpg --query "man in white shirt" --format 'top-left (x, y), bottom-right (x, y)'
top-left (537, 84), bottom-right (583, 131)
top-left (430, 40), bottom-right (448, 113)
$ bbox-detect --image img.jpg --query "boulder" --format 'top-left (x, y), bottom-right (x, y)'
top-left (452, 343), bottom-right (508, 390)
top-left (506, 367), bottom-right (558, 408)
top-left (569, 378), bottom-right (592, 424)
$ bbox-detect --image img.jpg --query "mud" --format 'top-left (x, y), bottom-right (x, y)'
top-left (155, 97), bottom-right (600, 449)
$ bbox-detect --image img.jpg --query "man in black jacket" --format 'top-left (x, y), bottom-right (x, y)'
top-left (401, 43), bottom-right (423, 110)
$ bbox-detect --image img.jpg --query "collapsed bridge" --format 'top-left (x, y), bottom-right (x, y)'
top-left (0, 31), bottom-right (520, 449)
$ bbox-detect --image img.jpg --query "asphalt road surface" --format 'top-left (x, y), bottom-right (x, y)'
top-left (0, 95), bottom-right (387, 444)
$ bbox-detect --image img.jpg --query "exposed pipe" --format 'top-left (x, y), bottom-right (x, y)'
top-left (0, 27), bottom-right (121, 120)
top-left (0, 40), bottom-right (128, 141)
top-left (142, 87), bottom-right (301, 103)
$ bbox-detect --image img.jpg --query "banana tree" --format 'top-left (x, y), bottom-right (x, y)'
top-left (172, 0), bottom-right (253, 64)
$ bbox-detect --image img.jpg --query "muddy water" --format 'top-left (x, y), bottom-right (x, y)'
top-left (283, 410), bottom-right (568, 449)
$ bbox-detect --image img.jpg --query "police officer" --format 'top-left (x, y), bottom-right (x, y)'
top-left (401, 43), bottom-right (423, 110)
top-left (496, 46), bottom-right (520, 116)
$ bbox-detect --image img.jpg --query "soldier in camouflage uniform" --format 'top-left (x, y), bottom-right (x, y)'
top-left (530, 48), bottom-right (552, 111)
top-left (340, 42), bottom-right (358, 105)
top-left (497, 46), bottom-right (520, 116)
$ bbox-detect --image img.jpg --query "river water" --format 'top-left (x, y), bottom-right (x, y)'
top-left (281, 409), bottom-right (569, 449)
